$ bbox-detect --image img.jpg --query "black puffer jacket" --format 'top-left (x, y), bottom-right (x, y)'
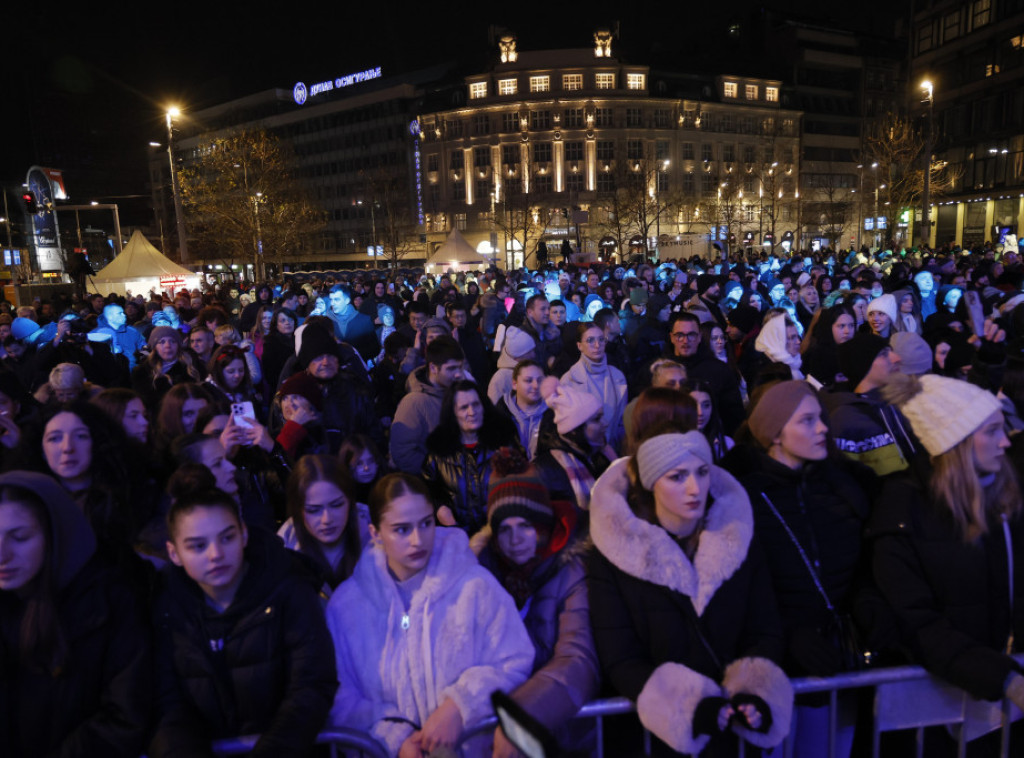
top-left (868, 472), bottom-right (1024, 701)
top-left (0, 470), bottom-right (152, 758)
top-left (421, 413), bottom-right (520, 534)
top-left (150, 529), bottom-right (337, 758)
top-left (724, 445), bottom-right (871, 676)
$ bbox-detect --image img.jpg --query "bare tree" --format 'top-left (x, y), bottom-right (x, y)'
top-left (495, 166), bottom-right (554, 268)
top-left (593, 156), bottom-right (679, 263)
top-left (178, 129), bottom-right (325, 279)
top-left (360, 167), bottom-right (420, 268)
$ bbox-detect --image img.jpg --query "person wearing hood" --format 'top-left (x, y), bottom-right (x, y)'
top-left (914, 270), bottom-right (938, 320)
top-left (561, 322), bottom-right (627, 452)
top-left (326, 473), bottom-right (534, 758)
top-left (390, 336), bottom-right (466, 474)
top-left (754, 312), bottom-right (804, 381)
top-left (470, 451), bottom-right (600, 757)
top-left (587, 428), bottom-right (792, 756)
top-left (494, 359), bottom-right (547, 459)
top-left (238, 283), bottom-right (273, 334)
top-left (487, 326), bottom-right (536, 405)
top-left (150, 466), bottom-right (337, 758)
top-left (0, 470), bottom-right (152, 757)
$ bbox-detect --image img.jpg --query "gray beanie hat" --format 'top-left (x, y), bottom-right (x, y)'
top-left (636, 431), bottom-right (713, 490)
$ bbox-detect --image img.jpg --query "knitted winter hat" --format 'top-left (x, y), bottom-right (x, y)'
top-left (636, 431), bottom-right (713, 490)
top-left (727, 304), bottom-right (760, 334)
top-left (545, 383), bottom-right (602, 435)
top-left (503, 326), bottom-right (536, 359)
top-left (487, 448), bottom-right (554, 532)
top-left (747, 380), bottom-right (817, 450)
top-left (147, 325), bottom-right (182, 349)
top-left (277, 370), bottom-right (324, 412)
top-left (796, 272), bottom-right (813, 288)
top-left (882, 373), bottom-right (1001, 456)
top-left (422, 317), bottom-right (451, 335)
top-left (838, 333), bottom-right (890, 389)
top-left (629, 287), bottom-right (650, 306)
top-left (890, 332), bottom-right (932, 376)
top-left (867, 293), bottom-right (898, 325)
top-left (296, 324), bottom-right (340, 368)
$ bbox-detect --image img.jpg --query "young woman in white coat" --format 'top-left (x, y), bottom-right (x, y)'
top-left (326, 472), bottom-right (535, 758)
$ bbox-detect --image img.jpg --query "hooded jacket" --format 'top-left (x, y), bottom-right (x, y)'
top-left (495, 390), bottom-right (547, 459)
top-left (150, 528), bottom-right (337, 758)
top-left (587, 458), bottom-right (792, 756)
top-left (326, 528), bottom-right (534, 757)
top-left (561, 355), bottom-right (627, 452)
top-left (664, 342), bottom-right (745, 435)
top-left (754, 313), bottom-right (803, 380)
top-left (0, 470), bottom-right (151, 758)
top-left (390, 365), bottom-right (447, 474)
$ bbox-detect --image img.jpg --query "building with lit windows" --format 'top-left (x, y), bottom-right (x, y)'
top-left (910, 0), bottom-right (1024, 248)
top-left (416, 33), bottom-right (802, 266)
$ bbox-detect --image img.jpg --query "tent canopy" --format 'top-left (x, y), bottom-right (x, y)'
top-left (426, 229), bottom-right (490, 268)
top-left (90, 231), bottom-right (200, 296)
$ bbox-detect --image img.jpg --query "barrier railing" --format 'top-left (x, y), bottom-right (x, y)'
top-left (210, 659), bottom-right (1024, 757)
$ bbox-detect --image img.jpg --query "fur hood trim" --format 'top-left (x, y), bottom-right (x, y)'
top-left (590, 457), bottom-right (753, 616)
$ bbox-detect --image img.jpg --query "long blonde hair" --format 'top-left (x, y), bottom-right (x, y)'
top-left (930, 436), bottom-right (1021, 543)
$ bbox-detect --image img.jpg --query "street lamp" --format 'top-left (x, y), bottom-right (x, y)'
top-left (920, 80), bottom-right (934, 248)
top-left (166, 106), bottom-right (189, 264)
top-left (655, 159), bottom-right (670, 249)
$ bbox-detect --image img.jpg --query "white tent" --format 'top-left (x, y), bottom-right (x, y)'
top-left (89, 231), bottom-right (202, 297)
top-left (425, 229), bottom-right (490, 271)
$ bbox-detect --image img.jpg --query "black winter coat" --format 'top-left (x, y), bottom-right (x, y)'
top-left (150, 529), bottom-right (337, 758)
top-left (868, 473), bottom-right (1024, 701)
top-left (726, 446), bottom-right (871, 676)
top-left (0, 559), bottom-right (152, 758)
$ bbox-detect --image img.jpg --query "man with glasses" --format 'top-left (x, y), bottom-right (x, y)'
top-left (666, 311), bottom-right (744, 433)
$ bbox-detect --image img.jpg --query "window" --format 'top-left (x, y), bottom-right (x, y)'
top-left (427, 154), bottom-right (439, 172)
top-left (743, 176), bottom-right (755, 193)
top-left (766, 86), bottom-right (779, 102)
top-left (701, 174), bottom-right (715, 194)
top-left (597, 172), bottom-right (616, 191)
top-left (530, 110), bottom-right (552, 130)
top-left (502, 113), bottom-right (520, 132)
top-left (657, 172), bottom-right (669, 192)
top-left (701, 143), bottom-right (713, 162)
top-left (533, 142), bottom-right (552, 162)
top-left (682, 142), bottom-right (695, 160)
top-left (742, 116), bottom-right (757, 133)
top-left (595, 73), bottom-right (616, 89)
top-left (469, 82), bottom-right (487, 99)
top-left (530, 75), bottom-right (550, 93)
top-left (723, 81), bottom-right (738, 98)
top-left (566, 173), bottom-right (584, 192)
top-left (743, 145), bottom-right (756, 163)
top-left (498, 78), bottom-right (518, 95)
top-left (656, 140), bottom-right (669, 160)
top-left (720, 114), bottom-right (735, 132)
top-left (473, 115), bottom-right (490, 135)
top-left (450, 151), bottom-right (464, 170)
top-left (534, 175), bottom-right (553, 193)
top-left (627, 73), bottom-right (646, 90)
top-left (452, 182), bottom-right (466, 202)
top-left (475, 179), bottom-right (490, 203)
top-left (596, 141), bottom-right (615, 161)
top-left (595, 107), bottom-right (613, 127)
top-left (474, 147), bottom-right (490, 168)
top-left (745, 84), bottom-right (758, 100)
top-left (744, 205), bottom-right (756, 222)
top-left (918, 21), bottom-right (934, 54)
top-left (723, 144), bottom-right (735, 162)
top-left (783, 119), bottom-right (796, 136)
top-left (563, 74), bottom-right (583, 91)
top-left (972, 0), bottom-right (991, 29)
top-left (502, 145), bottom-right (519, 165)
top-left (654, 108), bottom-right (671, 128)
top-left (564, 108), bottom-right (583, 127)
top-left (627, 140), bottom-right (644, 160)
top-left (626, 107), bottom-right (643, 127)
top-left (447, 119), bottom-right (464, 138)
top-left (682, 173), bottom-right (695, 193)
top-left (565, 141), bottom-right (584, 161)
top-left (455, 212), bottom-right (467, 230)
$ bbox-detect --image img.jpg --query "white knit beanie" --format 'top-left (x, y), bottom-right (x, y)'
top-left (545, 384), bottom-right (603, 435)
top-left (503, 326), bottom-right (536, 359)
top-left (866, 293), bottom-right (897, 325)
top-left (883, 374), bottom-right (1002, 457)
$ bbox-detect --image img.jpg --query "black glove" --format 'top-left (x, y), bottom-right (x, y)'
top-left (730, 693), bottom-right (773, 734)
top-left (788, 625), bottom-right (842, 677)
top-left (693, 696), bottom-right (731, 738)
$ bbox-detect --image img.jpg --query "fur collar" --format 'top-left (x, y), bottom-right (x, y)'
top-left (590, 457), bottom-right (753, 616)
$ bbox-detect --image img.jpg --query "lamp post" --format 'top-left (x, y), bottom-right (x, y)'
top-left (166, 107), bottom-right (189, 264)
top-left (872, 163), bottom-right (879, 249)
top-left (920, 80), bottom-right (934, 249)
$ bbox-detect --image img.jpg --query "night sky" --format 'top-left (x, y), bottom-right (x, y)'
top-left (2, 1), bottom-right (909, 226)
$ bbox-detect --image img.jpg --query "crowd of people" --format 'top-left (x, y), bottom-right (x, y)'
top-left (2, 242), bottom-right (1024, 757)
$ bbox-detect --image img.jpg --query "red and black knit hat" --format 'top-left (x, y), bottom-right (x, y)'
top-left (487, 448), bottom-right (554, 532)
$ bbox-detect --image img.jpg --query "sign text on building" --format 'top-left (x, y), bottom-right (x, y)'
top-left (294, 66), bottom-right (383, 105)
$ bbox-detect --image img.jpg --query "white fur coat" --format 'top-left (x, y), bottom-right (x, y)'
top-left (326, 527), bottom-right (534, 756)
top-left (590, 457), bottom-right (793, 755)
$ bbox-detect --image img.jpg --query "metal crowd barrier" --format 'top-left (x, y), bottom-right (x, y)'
top-left (210, 660), bottom-right (1024, 758)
